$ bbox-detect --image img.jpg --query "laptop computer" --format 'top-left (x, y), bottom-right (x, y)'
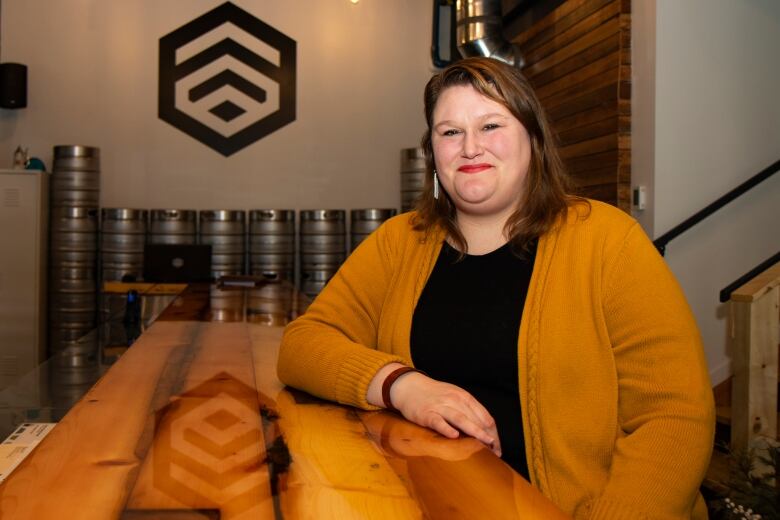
top-left (143, 244), bottom-right (212, 283)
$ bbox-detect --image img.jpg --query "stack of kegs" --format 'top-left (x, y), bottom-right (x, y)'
top-left (400, 147), bottom-right (426, 212)
top-left (350, 209), bottom-right (397, 251)
top-left (249, 210), bottom-right (295, 281)
top-left (299, 210), bottom-right (346, 298)
top-left (100, 209), bottom-right (147, 282)
top-left (148, 209), bottom-right (197, 245)
top-left (48, 207), bottom-right (98, 353)
top-left (48, 145), bottom-right (100, 355)
top-left (199, 210), bottom-right (246, 279)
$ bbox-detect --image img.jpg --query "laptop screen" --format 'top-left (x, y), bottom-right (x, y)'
top-left (143, 244), bottom-right (212, 283)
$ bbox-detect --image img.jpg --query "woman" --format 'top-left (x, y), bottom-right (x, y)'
top-left (278, 57), bottom-right (715, 519)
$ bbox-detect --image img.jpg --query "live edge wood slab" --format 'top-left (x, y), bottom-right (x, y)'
top-left (0, 283), bottom-right (569, 519)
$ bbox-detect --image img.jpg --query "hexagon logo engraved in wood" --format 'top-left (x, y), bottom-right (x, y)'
top-left (151, 372), bottom-right (269, 513)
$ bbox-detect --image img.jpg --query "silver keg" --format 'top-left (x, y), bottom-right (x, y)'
top-left (49, 281), bottom-right (95, 341)
top-left (400, 147), bottom-right (426, 212)
top-left (49, 207), bottom-right (98, 266)
top-left (249, 210), bottom-right (294, 281)
top-left (100, 208), bottom-right (147, 282)
top-left (50, 172), bottom-right (100, 208)
top-left (300, 209), bottom-right (345, 297)
top-left (49, 266), bottom-right (97, 353)
top-left (51, 145), bottom-right (100, 209)
top-left (300, 209), bottom-right (346, 267)
top-left (149, 209), bottom-right (197, 245)
top-left (300, 210), bottom-right (346, 261)
top-left (53, 145), bottom-right (100, 171)
top-left (49, 326), bottom-right (94, 351)
top-left (350, 208), bottom-right (397, 251)
top-left (49, 267), bottom-right (96, 320)
top-left (48, 297), bottom-right (96, 330)
top-left (199, 210), bottom-right (246, 279)
top-left (49, 267), bottom-right (95, 292)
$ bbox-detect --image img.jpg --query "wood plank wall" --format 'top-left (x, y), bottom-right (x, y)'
top-left (510, 0), bottom-right (631, 211)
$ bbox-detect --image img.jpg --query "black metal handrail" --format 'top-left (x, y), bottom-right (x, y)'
top-left (719, 251), bottom-right (780, 302)
top-left (653, 158), bottom-right (780, 255)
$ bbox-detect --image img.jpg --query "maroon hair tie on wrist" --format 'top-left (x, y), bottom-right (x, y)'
top-left (382, 366), bottom-right (421, 412)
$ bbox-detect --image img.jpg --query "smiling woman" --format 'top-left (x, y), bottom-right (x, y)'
top-left (277, 57), bottom-right (715, 519)
top-left (430, 85), bottom-right (532, 248)
top-left (415, 57), bottom-right (572, 258)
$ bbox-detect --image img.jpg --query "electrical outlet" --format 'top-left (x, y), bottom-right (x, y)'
top-left (632, 186), bottom-right (646, 210)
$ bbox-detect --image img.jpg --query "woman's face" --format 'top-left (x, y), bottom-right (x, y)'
top-left (431, 85), bottom-right (531, 220)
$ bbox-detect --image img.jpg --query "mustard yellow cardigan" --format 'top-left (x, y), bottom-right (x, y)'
top-left (278, 200), bottom-right (715, 519)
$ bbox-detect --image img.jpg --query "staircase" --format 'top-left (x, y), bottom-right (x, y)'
top-left (703, 261), bottom-right (780, 503)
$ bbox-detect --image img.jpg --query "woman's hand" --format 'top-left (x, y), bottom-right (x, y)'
top-left (361, 411), bottom-right (485, 461)
top-left (367, 363), bottom-right (501, 457)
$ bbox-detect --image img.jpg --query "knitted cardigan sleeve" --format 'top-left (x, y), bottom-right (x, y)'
top-left (277, 218), bottom-right (406, 409)
top-left (587, 223), bottom-right (715, 519)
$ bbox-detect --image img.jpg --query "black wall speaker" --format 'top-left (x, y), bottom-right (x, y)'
top-left (0, 63), bottom-right (27, 109)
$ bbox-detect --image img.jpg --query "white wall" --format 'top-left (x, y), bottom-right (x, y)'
top-left (4, 0), bottom-right (778, 385)
top-left (0, 0), bottom-right (433, 211)
top-left (630, 0), bottom-right (655, 235)
top-left (633, 0), bottom-right (780, 385)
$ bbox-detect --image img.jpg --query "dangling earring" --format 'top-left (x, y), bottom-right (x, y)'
top-left (433, 170), bottom-right (440, 200)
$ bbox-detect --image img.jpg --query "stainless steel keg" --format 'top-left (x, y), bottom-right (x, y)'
top-left (250, 209), bottom-right (295, 236)
top-left (50, 169), bottom-right (100, 191)
top-left (400, 172), bottom-right (425, 192)
top-left (300, 209), bottom-right (346, 235)
top-left (249, 253), bottom-right (294, 280)
top-left (300, 209), bottom-right (346, 263)
top-left (299, 210), bottom-right (346, 297)
top-left (199, 210), bottom-right (246, 278)
top-left (401, 146), bottom-right (426, 172)
top-left (49, 207), bottom-right (98, 266)
top-left (149, 209), bottom-right (197, 245)
top-left (249, 210), bottom-right (295, 281)
top-left (49, 326), bottom-right (92, 346)
top-left (350, 208), bottom-right (397, 251)
top-left (400, 147), bottom-right (426, 212)
top-left (51, 145), bottom-right (100, 209)
top-left (53, 145), bottom-right (100, 171)
top-left (100, 208), bottom-right (147, 282)
top-left (51, 187), bottom-right (99, 208)
top-left (48, 265), bottom-right (96, 344)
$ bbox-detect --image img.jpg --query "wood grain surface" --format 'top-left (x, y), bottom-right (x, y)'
top-left (0, 285), bottom-right (569, 519)
top-left (512, 0), bottom-right (632, 210)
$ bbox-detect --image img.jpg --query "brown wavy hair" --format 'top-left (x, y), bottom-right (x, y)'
top-left (412, 57), bottom-right (582, 254)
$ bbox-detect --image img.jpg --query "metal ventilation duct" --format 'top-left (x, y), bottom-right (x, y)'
top-left (456, 0), bottom-right (524, 67)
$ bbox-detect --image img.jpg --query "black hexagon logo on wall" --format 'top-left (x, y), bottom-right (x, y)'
top-left (159, 2), bottom-right (296, 156)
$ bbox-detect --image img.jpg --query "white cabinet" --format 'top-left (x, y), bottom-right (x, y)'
top-left (0, 170), bottom-right (47, 390)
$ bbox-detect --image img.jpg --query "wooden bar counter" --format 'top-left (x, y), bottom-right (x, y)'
top-left (0, 282), bottom-right (568, 519)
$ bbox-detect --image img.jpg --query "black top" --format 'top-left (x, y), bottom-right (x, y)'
top-left (410, 240), bottom-right (536, 478)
